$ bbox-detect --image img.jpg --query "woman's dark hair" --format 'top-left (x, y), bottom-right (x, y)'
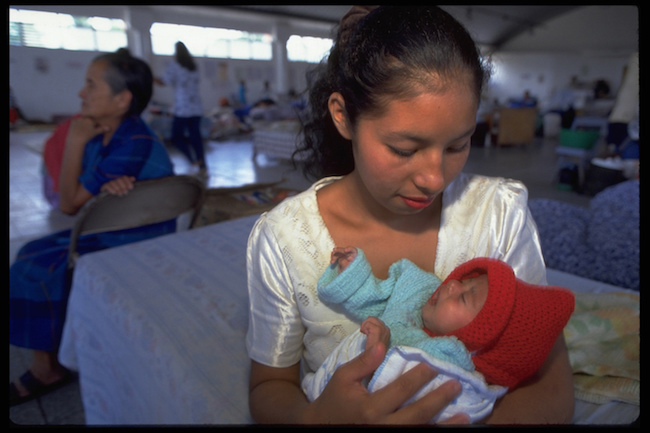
top-left (93, 48), bottom-right (153, 117)
top-left (294, 6), bottom-right (491, 181)
top-left (175, 41), bottom-right (197, 71)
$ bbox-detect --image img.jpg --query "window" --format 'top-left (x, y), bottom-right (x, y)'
top-left (286, 35), bottom-right (333, 63)
top-left (9, 8), bottom-right (127, 52)
top-left (150, 22), bottom-right (272, 60)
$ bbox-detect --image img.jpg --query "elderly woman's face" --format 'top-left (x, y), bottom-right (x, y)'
top-left (78, 60), bottom-right (129, 122)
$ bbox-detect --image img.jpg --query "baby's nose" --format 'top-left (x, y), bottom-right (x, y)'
top-left (446, 279), bottom-right (462, 294)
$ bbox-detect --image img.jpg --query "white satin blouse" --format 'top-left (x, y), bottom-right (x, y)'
top-left (245, 173), bottom-right (546, 373)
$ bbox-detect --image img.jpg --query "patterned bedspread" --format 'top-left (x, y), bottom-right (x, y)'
top-left (565, 291), bottom-right (640, 405)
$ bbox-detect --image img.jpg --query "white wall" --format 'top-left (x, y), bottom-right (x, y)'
top-left (9, 5), bottom-right (334, 122)
top-left (484, 5), bottom-right (638, 112)
top-left (485, 51), bottom-right (632, 111)
top-left (10, 5), bottom-right (638, 123)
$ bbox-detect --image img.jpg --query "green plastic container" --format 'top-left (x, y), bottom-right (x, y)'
top-left (559, 128), bottom-right (600, 149)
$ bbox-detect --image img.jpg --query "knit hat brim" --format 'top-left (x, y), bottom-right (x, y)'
top-left (428, 258), bottom-right (575, 389)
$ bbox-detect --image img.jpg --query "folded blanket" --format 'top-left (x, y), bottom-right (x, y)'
top-left (302, 332), bottom-right (507, 424)
top-left (564, 291), bottom-right (640, 405)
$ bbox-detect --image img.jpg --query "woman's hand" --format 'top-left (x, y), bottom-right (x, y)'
top-left (59, 116), bottom-right (110, 215)
top-left (101, 176), bottom-right (136, 196)
top-left (249, 340), bottom-right (468, 425)
top-left (303, 342), bottom-right (468, 425)
top-left (68, 116), bottom-right (109, 148)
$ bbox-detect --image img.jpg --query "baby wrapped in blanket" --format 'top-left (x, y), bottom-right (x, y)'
top-left (301, 247), bottom-right (574, 423)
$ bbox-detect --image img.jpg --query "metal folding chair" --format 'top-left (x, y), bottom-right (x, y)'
top-left (67, 175), bottom-right (205, 269)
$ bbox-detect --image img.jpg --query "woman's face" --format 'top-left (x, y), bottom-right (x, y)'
top-left (78, 60), bottom-right (129, 123)
top-left (341, 82), bottom-right (478, 216)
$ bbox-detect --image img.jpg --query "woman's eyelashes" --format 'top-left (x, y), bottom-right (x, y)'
top-left (388, 145), bottom-right (415, 158)
top-left (447, 140), bottom-right (471, 153)
top-left (387, 140), bottom-right (469, 158)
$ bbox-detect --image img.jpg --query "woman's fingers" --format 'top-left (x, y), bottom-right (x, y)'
top-left (317, 342), bottom-right (464, 425)
top-left (101, 176), bottom-right (136, 196)
top-left (367, 362), bottom-right (437, 421)
top-left (382, 375), bottom-right (464, 424)
top-left (337, 341), bottom-right (387, 384)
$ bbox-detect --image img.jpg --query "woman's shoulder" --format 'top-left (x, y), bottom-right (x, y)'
top-left (114, 116), bottom-right (161, 142)
top-left (250, 177), bottom-right (340, 253)
top-left (260, 177), bottom-right (340, 224)
top-left (445, 172), bottom-right (529, 208)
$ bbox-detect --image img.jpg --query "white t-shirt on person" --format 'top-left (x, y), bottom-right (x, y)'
top-left (161, 61), bottom-right (203, 118)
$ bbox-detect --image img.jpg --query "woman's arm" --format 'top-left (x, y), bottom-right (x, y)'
top-left (249, 342), bottom-right (469, 425)
top-left (482, 334), bottom-right (574, 424)
top-left (58, 117), bottom-right (106, 215)
top-left (249, 361), bottom-right (309, 423)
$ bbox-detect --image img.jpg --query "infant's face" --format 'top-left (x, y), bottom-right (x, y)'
top-left (422, 274), bottom-right (489, 335)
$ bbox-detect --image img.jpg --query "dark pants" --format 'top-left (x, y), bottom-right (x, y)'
top-left (172, 116), bottom-right (205, 166)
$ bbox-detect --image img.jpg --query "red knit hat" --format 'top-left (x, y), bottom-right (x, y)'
top-left (425, 258), bottom-right (575, 389)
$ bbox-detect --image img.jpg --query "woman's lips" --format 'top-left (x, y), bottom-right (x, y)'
top-left (401, 195), bottom-right (435, 210)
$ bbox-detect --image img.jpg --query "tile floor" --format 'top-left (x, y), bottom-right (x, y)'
top-left (9, 127), bottom-right (592, 425)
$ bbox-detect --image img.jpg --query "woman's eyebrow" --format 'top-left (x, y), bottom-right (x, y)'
top-left (382, 124), bottom-right (477, 145)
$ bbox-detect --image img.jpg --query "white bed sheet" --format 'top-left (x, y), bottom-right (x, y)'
top-left (252, 124), bottom-right (302, 160)
top-left (58, 215), bottom-right (639, 425)
top-left (59, 216), bottom-right (258, 424)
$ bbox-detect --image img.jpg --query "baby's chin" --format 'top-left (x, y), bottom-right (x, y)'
top-left (421, 305), bottom-right (442, 336)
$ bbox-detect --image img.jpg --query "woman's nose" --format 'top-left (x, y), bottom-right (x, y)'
top-left (412, 150), bottom-right (445, 193)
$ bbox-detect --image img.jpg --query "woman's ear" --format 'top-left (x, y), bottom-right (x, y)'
top-left (115, 89), bottom-right (133, 115)
top-left (328, 92), bottom-right (352, 140)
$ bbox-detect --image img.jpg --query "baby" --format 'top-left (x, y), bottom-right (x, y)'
top-left (301, 247), bottom-right (575, 423)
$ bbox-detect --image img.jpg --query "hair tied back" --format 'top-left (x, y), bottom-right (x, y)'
top-left (338, 6), bottom-right (378, 49)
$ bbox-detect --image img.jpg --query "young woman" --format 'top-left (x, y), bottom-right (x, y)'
top-left (245, 6), bottom-right (574, 424)
top-left (10, 50), bottom-right (175, 406)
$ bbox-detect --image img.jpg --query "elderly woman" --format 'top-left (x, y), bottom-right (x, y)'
top-left (10, 50), bottom-right (175, 406)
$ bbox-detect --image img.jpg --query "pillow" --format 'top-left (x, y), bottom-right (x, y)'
top-left (586, 180), bottom-right (639, 290)
top-left (528, 199), bottom-right (591, 275)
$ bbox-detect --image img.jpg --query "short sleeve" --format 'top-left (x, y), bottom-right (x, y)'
top-left (494, 181), bottom-right (548, 285)
top-left (245, 214), bottom-right (305, 368)
top-left (437, 174), bottom-right (547, 285)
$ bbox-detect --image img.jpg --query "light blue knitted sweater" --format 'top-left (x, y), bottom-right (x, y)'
top-left (317, 249), bottom-right (475, 371)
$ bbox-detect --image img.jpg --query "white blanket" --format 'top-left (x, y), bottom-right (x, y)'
top-left (302, 332), bottom-right (507, 424)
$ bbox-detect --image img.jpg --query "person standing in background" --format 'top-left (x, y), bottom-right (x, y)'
top-left (238, 80), bottom-right (247, 106)
top-left (156, 41), bottom-right (206, 173)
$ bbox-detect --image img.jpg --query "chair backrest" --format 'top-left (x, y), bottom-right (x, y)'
top-left (67, 175), bottom-right (205, 268)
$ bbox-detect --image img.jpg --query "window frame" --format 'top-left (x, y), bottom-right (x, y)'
top-left (150, 22), bottom-right (273, 61)
top-left (9, 8), bottom-right (128, 53)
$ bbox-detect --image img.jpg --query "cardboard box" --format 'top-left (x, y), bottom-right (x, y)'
top-left (497, 107), bottom-right (537, 146)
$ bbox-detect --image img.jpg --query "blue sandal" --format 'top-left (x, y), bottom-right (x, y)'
top-left (9, 370), bottom-right (74, 407)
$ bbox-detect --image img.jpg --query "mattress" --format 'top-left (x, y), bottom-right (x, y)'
top-left (58, 215), bottom-right (639, 425)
